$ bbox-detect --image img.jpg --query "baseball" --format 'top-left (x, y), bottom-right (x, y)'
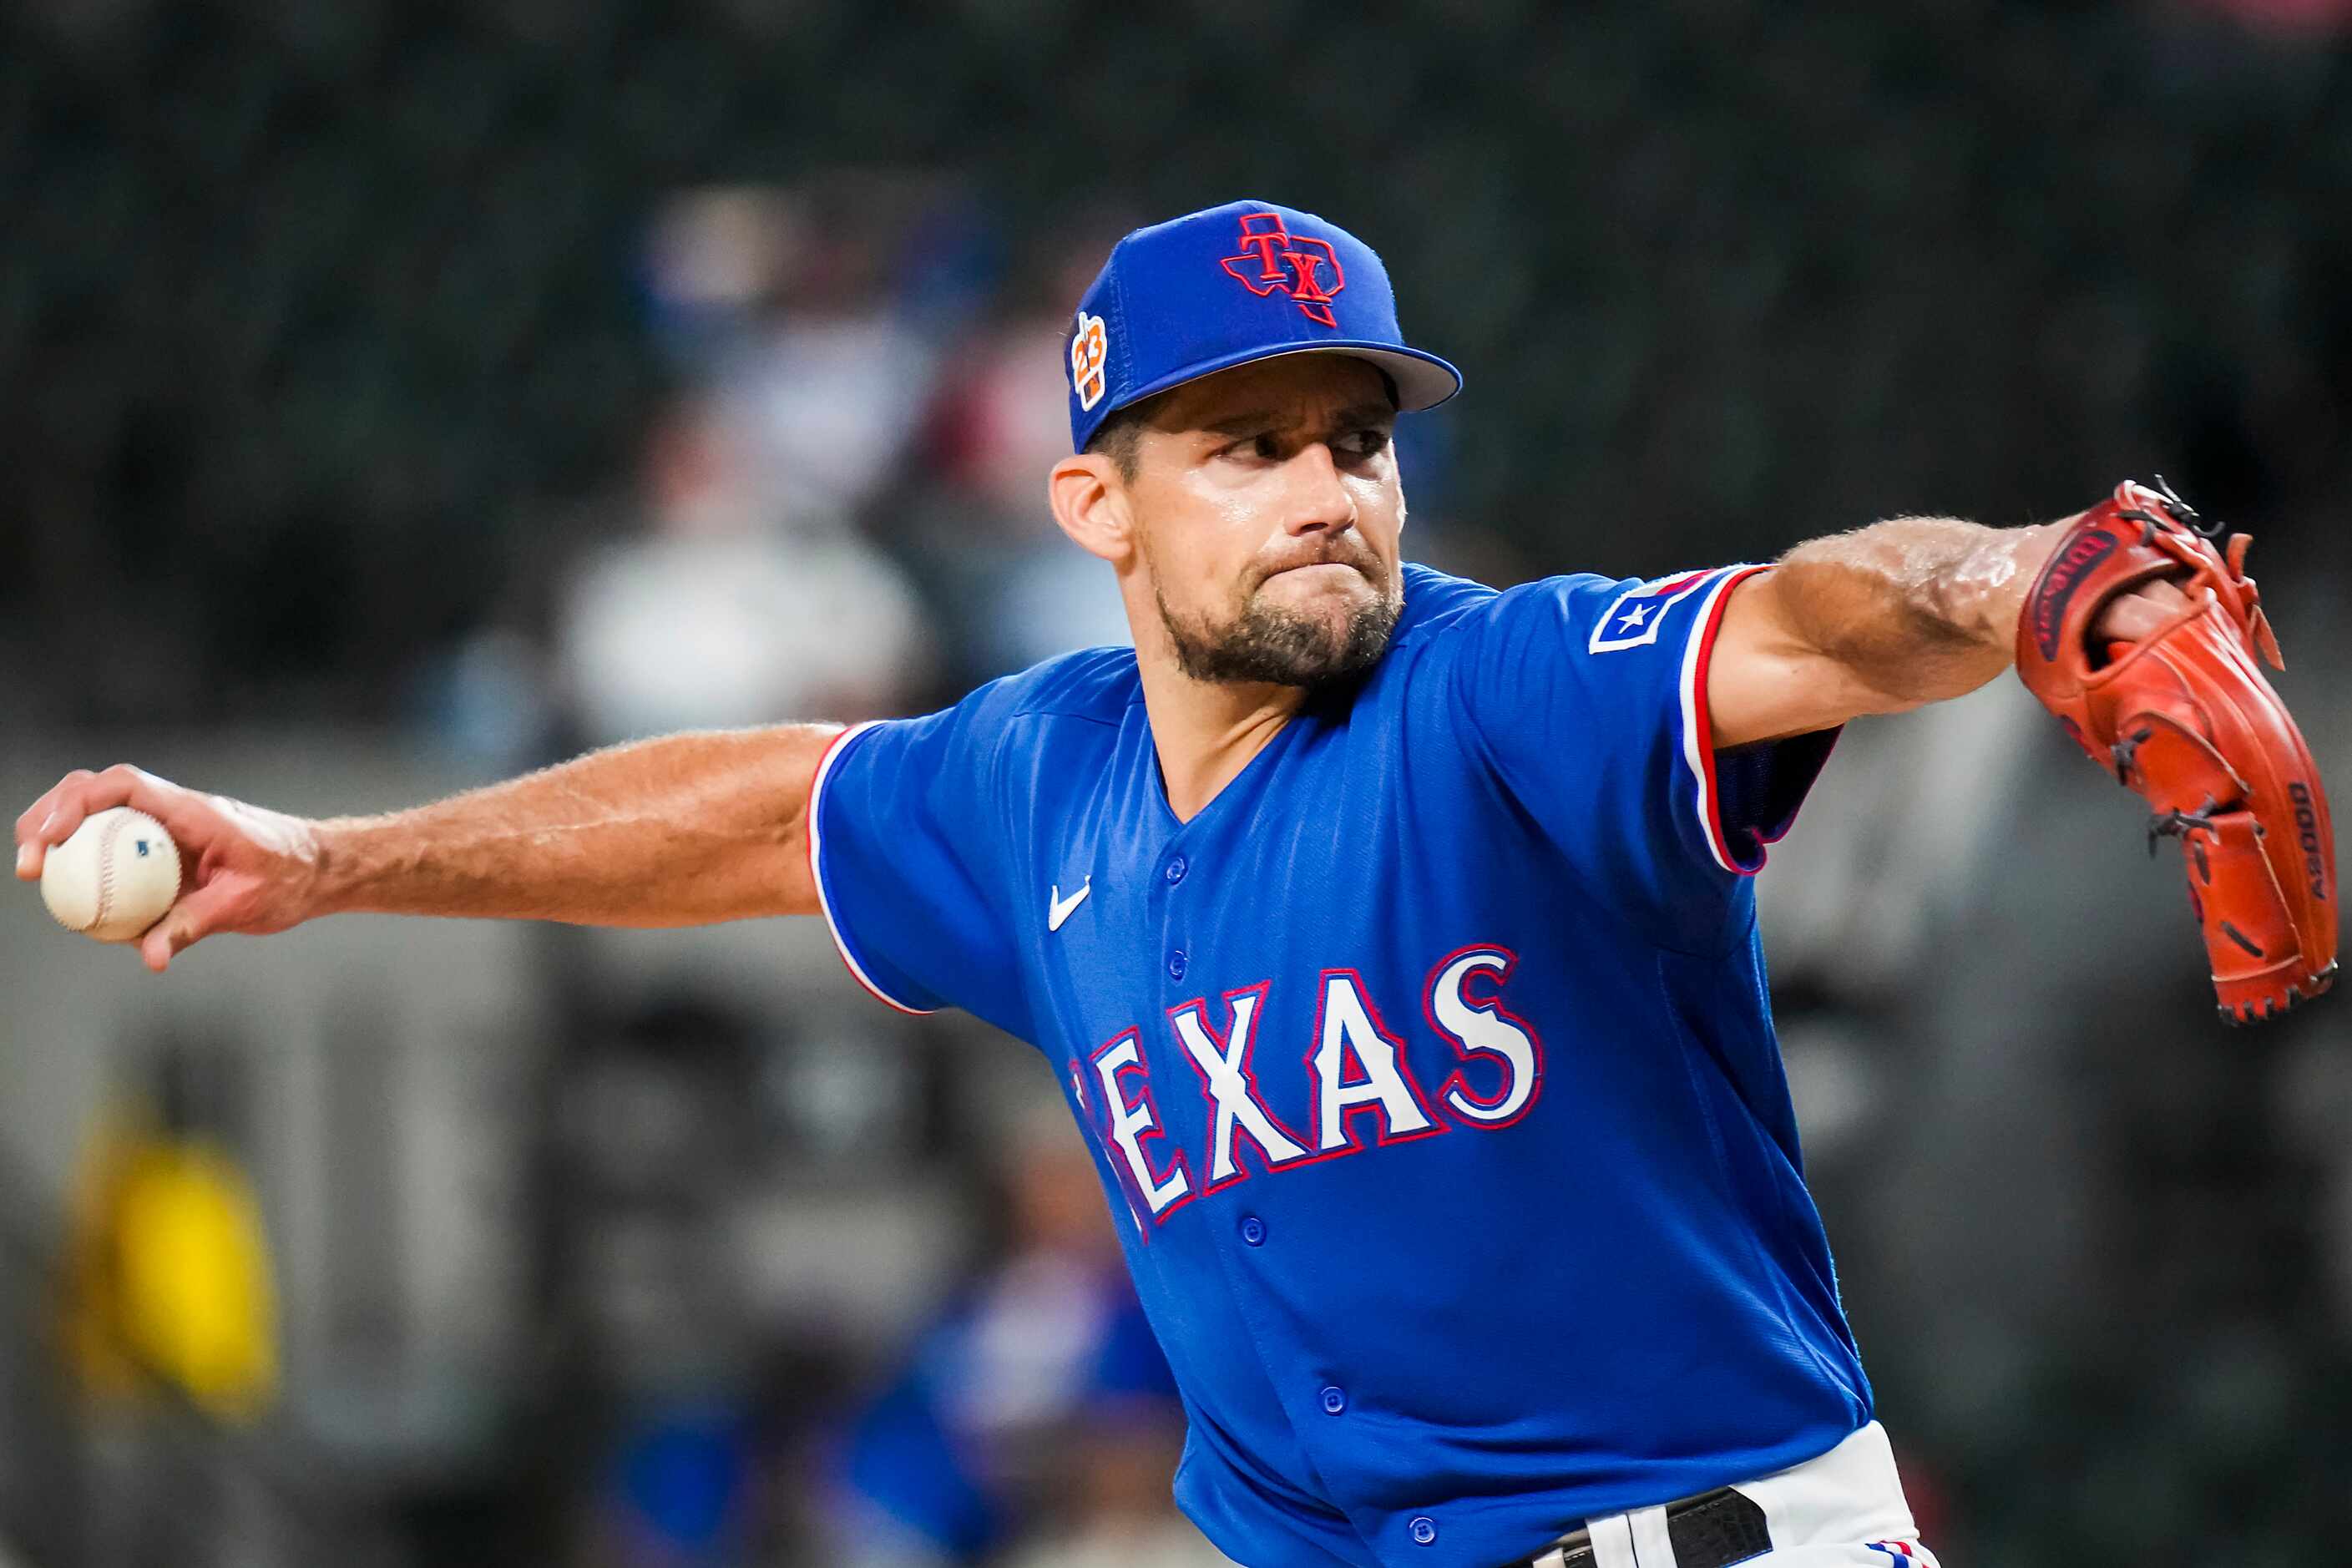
top-left (40, 807), bottom-right (184, 943)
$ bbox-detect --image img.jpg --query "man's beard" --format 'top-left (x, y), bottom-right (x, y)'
top-left (1156, 569), bottom-right (1403, 688)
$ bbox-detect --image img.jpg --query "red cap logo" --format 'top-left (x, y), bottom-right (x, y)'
top-left (1219, 211), bottom-right (1346, 328)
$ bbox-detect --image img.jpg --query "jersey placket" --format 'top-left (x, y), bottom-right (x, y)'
top-left (1154, 758), bottom-right (1441, 1568)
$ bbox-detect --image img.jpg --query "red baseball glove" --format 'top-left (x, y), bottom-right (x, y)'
top-left (2016, 478), bottom-right (2338, 1024)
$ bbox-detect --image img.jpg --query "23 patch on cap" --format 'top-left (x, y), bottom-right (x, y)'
top-left (1071, 311), bottom-right (1109, 412)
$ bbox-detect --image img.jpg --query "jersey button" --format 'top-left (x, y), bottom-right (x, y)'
top-left (1409, 1516), bottom-right (1438, 1545)
top-left (1239, 1215), bottom-right (1266, 1246)
top-left (1318, 1385), bottom-right (1347, 1415)
top-left (1166, 949), bottom-right (1188, 981)
top-left (1164, 855), bottom-right (1187, 884)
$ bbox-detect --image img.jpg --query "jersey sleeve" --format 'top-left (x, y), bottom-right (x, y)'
top-left (1448, 565), bottom-right (1839, 949)
top-left (807, 685), bottom-right (1035, 1039)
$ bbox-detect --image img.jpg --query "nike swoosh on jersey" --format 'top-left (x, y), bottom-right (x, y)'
top-left (1048, 878), bottom-right (1092, 932)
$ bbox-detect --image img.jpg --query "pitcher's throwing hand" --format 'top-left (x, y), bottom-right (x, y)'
top-left (16, 764), bottom-right (321, 973)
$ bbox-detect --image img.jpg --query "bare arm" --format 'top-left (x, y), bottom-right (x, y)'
top-left (14, 726), bottom-right (841, 972)
top-left (1707, 511), bottom-right (2190, 746)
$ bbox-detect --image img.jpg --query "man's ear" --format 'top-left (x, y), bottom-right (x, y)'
top-left (1048, 452), bottom-right (1134, 565)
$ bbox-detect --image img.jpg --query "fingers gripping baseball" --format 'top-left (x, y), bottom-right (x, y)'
top-left (15, 766), bottom-right (321, 972)
top-left (18, 765), bottom-right (201, 881)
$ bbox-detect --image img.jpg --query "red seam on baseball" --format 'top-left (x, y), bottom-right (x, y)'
top-left (94, 810), bottom-right (132, 933)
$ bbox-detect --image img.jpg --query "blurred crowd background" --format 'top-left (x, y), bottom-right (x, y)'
top-left (8, 0), bottom-right (2352, 1564)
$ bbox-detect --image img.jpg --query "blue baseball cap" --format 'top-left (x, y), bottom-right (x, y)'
top-left (1065, 199), bottom-right (1462, 453)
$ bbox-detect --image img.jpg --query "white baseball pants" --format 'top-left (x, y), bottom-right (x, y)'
top-left (1530, 1422), bottom-right (1940, 1568)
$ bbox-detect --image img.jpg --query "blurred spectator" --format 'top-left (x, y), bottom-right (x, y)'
top-left (705, 186), bottom-right (946, 527)
top-left (556, 397), bottom-right (929, 743)
top-left (907, 239), bottom-right (1132, 678)
top-left (57, 1039), bottom-right (280, 1568)
top-left (643, 189), bottom-right (801, 377)
top-left (826, 1114), bottom-right (1211, 1567)
top-left (63, 1040), bottom-right (277, 1428)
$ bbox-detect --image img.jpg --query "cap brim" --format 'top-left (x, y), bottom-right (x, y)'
top-left (1105, 340), bottom-right (1462, 426)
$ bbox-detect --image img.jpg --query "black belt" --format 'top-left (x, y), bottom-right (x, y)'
top-left (1499, 1486), bottom-right (1771, 1568)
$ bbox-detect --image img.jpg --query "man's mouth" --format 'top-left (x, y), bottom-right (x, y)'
top-left (1263, 559), bottom-right (1368, 585)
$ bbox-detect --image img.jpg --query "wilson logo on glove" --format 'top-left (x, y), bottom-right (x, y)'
top-left (2029, 531), bottom-right (2118, 663)
top-left (2016, 478), bottom-right (2338, 1025)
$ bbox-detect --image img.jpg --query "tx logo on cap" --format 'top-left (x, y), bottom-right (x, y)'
top-left (1219, 210), bottom-right (1346, 328)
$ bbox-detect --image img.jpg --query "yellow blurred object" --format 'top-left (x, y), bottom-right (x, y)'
top-left (62, 1107), bottom-right (279, 1424)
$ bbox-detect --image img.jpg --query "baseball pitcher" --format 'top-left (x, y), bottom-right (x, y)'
top-left (17, 201), bottom-right (2336, 1568)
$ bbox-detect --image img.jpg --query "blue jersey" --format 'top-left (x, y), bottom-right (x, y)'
top-left (808, 564), bottom-right (1869, 1568)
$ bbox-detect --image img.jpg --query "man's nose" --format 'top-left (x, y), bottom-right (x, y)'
top-left (1281, 441), bottom-right (1358, 538)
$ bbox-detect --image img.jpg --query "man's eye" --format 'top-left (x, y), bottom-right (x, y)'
top-left (1340, 429), bottom-right (1392, 458)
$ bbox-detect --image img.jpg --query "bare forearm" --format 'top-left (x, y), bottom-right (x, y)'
top-left (1772, 515), bottom-right (2066, 707)
top-left (1690, 492), bottom-right (2193, 749)
top-left (312, 725), bottom-right (839, 927)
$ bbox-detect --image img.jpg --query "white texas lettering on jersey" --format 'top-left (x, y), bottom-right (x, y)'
top-left (1079, 949), bottom-right (1538, 1227)
top-left (1091, 1029), bottom-right (1193, 1215)
top-left (1426, 947), bottom-right (1545, 1125)
top-left (1170, 984), bottom-right (1309, 1186)
top-left (1311, 971), bottom-right (1439, 1151)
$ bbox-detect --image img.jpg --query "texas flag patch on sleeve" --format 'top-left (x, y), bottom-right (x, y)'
top-left (1586, 570), bottom-right (1718, 654)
